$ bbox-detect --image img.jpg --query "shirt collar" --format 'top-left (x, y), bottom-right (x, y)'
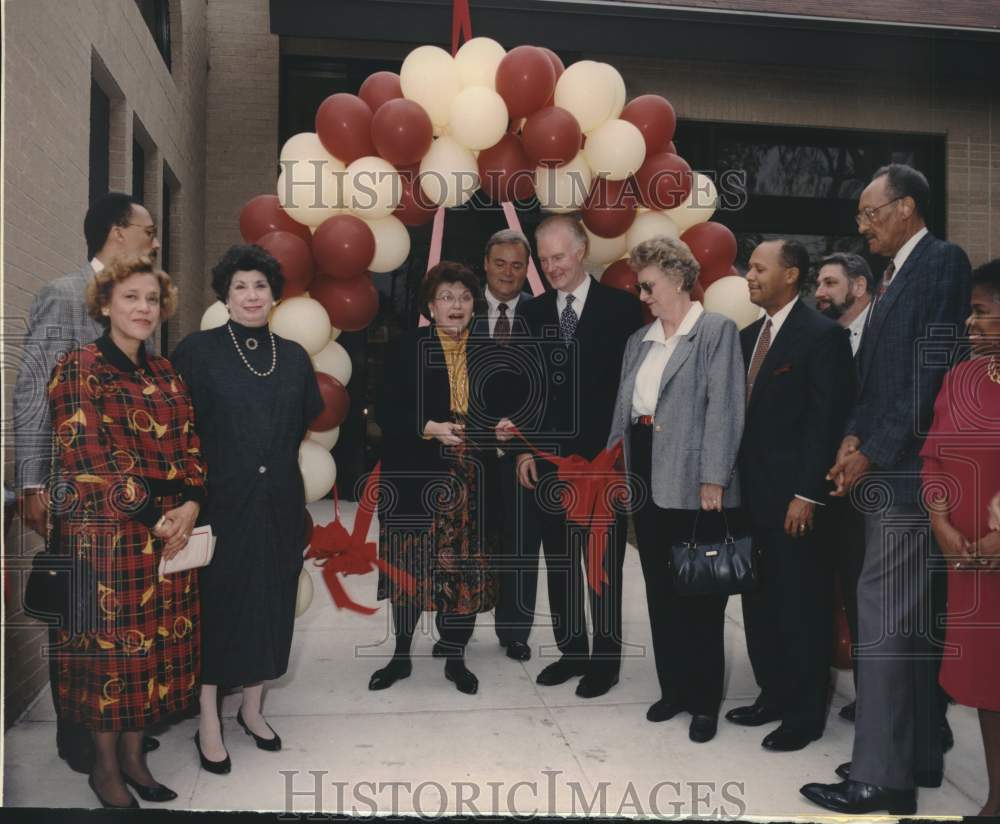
top-left (485, 289), bottom-right (520, 315)
top-left (434, 326), bottom-right (469, 353)
top-left (764, 294), bottom-right (799, 337)
top-left (642, 301), bottom-right (703, 343)
top-left (96, 328), bottom-right (150, 373)
top-left (90, 257), bottom-right (105, 273)
top-left (558, 275), bottom-right (591, 310)
top-left (892, 226), bottom-right (928, 275)
top-left (848, 302), bottom-right (871, 338)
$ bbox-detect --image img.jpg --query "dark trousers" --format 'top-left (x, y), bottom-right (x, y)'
top-left (631, 424), bottom-right (728, 716)
top-left (392, 602), bottom-right (476, 658)
top-left (536, 459), bottom-right (627, 675)
top-left (491, 453), bottom-right (542, 646)
top-left (741, 523), bottom-right (833, 735)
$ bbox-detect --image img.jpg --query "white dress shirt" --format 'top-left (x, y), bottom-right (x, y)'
top-left (847, 303), bottom-right (870, 356)
top-left (892, 226), bottom-right (928, 277)
top-left (484, 289), bottom-right (522, 338)
top-left (556, 275), bottom-right (592, 319)
top-left (632, 302), bottom-right (703, 418)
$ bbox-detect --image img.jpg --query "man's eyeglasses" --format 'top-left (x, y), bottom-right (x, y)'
top-left (126, 224), bottom-right (158, 240)
top-left (855, 197), bottom-right (902, 226)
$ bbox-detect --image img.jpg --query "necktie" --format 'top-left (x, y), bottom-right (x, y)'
top-left (746, 318), bottom-right (772, 404)
top-left (559, 294), bottom-right (577, 340)
top-left (494, 302), bottom-right (510, 343)
top-left (864, 260), bottom-right (895, 336)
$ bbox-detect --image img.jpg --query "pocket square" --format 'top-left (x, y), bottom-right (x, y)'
top-left (771, 363), bottom-right (793, 376)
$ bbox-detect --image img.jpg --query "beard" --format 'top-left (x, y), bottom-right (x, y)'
top-left (818, 291), bottom-right (855, 320)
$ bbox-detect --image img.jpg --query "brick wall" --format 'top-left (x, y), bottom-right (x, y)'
top-left (2, 0), bottom-right (209, 727)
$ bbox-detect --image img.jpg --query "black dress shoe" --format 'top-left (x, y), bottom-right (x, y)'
top-left (535, 657), bottom-right (588, 686)
top-left (505, 641), bottom-right (531, 661)
top-left (689, 715), bottom-right (718, 743)
top-left (724, 703), bottom-right (781, 727)
top-left (838, 701), bottom-right (856, 722)
top-left (122, 772), bottom-right (178, 802)
top-left (368, 657), bottom-right (413, 691)
top-left (835, 761), bottom-right (942, 788)
top-left (761, 725), bottom-right (820, 752)
top-left (88, 774), bottom-right (139, 809)
top-left (194, 731), bottom-right (231, 775)
top-left (575, 673), bottom-right (618, 699)
top-left (646, 699), bottom-right (685, 723)
top-left (800, 779), bottom-right (916, 815)
top-left (444, 661), bottom-right (478, 694)
top-left (237, 709), bottom-right (282, 751)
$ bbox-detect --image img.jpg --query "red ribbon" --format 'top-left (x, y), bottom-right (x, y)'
top-left (508, 426), bottom-right (625, 594)
top-left (305, 461), bottom-right (416, 614)
top-left (451, 0), bottom-right (473, 56)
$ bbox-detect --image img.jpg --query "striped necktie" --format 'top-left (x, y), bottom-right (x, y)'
top-left (746, 318), bottom-right (772, 404)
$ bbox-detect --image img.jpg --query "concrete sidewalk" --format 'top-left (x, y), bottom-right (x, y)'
top-left (2, 500), bottom-right (987, 815)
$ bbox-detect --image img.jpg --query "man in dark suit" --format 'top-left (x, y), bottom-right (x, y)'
top-left (505, 215), bottom-right (643, 699)
top-left (727, 239), bottom-right (855, 751)
top-left (475, 229), bottom-right (542, 662)
top-left (802, 165), bottom-right (972, 815)
top-left (13, 192), bottom-right (161, 773)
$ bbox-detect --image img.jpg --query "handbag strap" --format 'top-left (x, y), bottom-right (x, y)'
top-left (687, 509), bottom-right (734, 545)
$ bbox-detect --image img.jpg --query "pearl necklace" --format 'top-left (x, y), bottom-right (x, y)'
top-left (988, 355), bottom-right (1000, 385)
top-left (227, 322), bottom-right (276, 377)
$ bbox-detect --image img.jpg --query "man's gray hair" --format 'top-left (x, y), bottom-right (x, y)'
top-left (535, 214), bottom-right (589, 256)
top-left (485, 228), bottom-right (531, 260)
top-left (818, 252), bottom-right (875, 296)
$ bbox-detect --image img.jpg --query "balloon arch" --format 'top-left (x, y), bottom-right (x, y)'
top-left (202, 38), bottom-right (760, 514)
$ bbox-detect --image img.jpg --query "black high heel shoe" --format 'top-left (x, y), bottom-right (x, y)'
top-left (444, 660), bottom-right (479, 694)
top-left (121, 772), bottom-right (178, 802)
top-left (194, 731), bottom-right (231, 774)
top-left (368, 657), bottom-right (413, 690)
top-left (236, 709), bottom-right (282, 751)
top-left (88, 774), bottom-right (139, 809)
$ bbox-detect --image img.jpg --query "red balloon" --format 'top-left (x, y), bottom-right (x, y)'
top-left (601, 259), bottom-right (640, 298)
top-left (255, 231), bottom-right (314, 298)
top-left (664, 140), bottom-right (677, 155)
top-left (681, 222), bottom-right (738, 285)
top-left (634, 151), bottom-right (693, 210)
top-left (310, 273), bottom-right (380, 331)
top-left (495, 46), bottom-right (556, 119)
top-left (478, 134), bottom-right (535, 202)
top-left (620, 95), bottom-right (677, 155)
top-left (358, 71), bottom-right (403, 114)
top-left (690, 280), bottom-right (705, 303)
top-left (312, 372), bottom-right (350, 431)
top-left (393, 172), bottom-right (437, 226)
top-left (316, 93), bottom-right (375, 164)
top-left (522, 107), bottom-right (582, 168)
top-left (538, 47), bottom-right (565, 108)
top-left (312, 215), bottom-right (376, 280)
top-left (582, 178), bottom-right (639, 238)
top-left (239, 194), bottom-right (312, 244)
top-left (371, 99), bottom-right (433, 167)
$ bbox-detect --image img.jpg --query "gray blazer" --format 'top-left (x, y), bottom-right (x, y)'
top-left (13, 264), bottom-right (103, 488)
top-left (606, 310), bottom-right (745, 510)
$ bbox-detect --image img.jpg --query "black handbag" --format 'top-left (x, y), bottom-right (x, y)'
top-left (670, 511), bottom-right (757, 596)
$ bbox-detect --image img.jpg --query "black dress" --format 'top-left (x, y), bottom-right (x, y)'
top-left (172, 321), bottom-right (323, 686)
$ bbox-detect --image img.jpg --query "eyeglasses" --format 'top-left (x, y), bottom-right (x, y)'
top-left (126, 223), bottom-right (158, 239)
top-left (435, 292), bottom-right (474, 305)
top-left (855, 197), bottom-right (902, 226)
top-left (637, 280), bottom-right (657, 295)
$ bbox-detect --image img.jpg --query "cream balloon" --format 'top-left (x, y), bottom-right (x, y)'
top-left (602, 63), bottom-right (627, 121)
top-left (584, 119), bottom-right (646, 180)
top-left (276, 168), bottom-right (343, 228)
top-left (362, 215), bottom-right (411, 273)
top-left (343, 156), bottom-right (400, 220)
top-left (664, 172), bottom-right (719, 234)
top-left (270, 296), bottom-right (332, 356)
top-left (419, 136), bottom-right (480, 208)
top-left (703, 275), bottom-right (764, 330)
top-left (307, 426), bottom-right (340, 451)
top-left (299, 440), bottom-right (337, 503)
top-left (554, 61), bottom-right (617, 134)
top-left (295, 568), bottom-right (314, 617)
top-left (534, 152), bottom-right (592, 213)
top-left (584, 228), bottom-right (628, 268)
top-left (312, 340), bottom-right (353, 385)
top-left (200, 301), bottom-right (229, 330)
top-left (449, 87), bottom-right (508, 151)
top-left (454, 37), bottom-right (506, 89)
top-left (400, 45), bottom-right (461, 128)
top-left (330, 325), bottom-right (342, 342)
top-left (625, 210), bottom-right (680, 250)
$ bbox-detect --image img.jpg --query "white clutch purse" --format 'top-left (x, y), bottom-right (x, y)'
top-left (159, 524), bottom-right (216, 576)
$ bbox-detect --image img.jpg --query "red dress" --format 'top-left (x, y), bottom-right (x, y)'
top-left (920, 357), bottom-right (1000, 711)
top-left (48, 337), bottom-right (205, 730)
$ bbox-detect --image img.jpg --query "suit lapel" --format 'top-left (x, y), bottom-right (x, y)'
top-left (656, 318), bottom-right (699, 397)
top-left (748, 301), bottom-right (805, 415)
top-left (573, 277), bottom-right (600, 341)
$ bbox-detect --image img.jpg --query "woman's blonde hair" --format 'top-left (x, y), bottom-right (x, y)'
top-left (628, 236), bottom-right (701, 292)
top-left (85, 256), bottom-right (177, 325)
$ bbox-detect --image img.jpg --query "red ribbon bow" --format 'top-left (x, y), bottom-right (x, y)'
top-left (508, 426), bottom-right (625, 594)
top-left (305, 461), bottom-right (416, 614)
